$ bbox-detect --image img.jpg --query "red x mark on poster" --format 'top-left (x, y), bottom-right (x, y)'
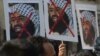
top-left (49, 0), bottom-right (75, 37)
top-left (17, 12), bottom-right (32, 38)
top-left (11, 12), bottom-right (32, 39)
top-left (11, 12), bottom-right (32, 47)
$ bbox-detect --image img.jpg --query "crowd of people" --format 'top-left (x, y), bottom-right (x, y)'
top-left (0, 36), bottom-right (67, 56)
top-left (0, 36), bottom-right (98, 56)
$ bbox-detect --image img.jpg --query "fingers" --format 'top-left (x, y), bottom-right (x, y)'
top-left (58, 42), bottom-right (66, 56)
top-left (59, 41), bottom-right (65, 49)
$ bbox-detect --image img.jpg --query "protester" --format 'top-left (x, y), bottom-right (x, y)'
top-left (0, 36), bottom-right (66, 56)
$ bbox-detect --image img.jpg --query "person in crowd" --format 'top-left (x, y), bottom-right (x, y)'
top-left (76, 50), bottom-right (97, 56)
top-left (0, 36), bottom-right (66, 56)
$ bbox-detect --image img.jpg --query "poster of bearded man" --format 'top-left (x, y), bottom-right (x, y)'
top-left (76, 3), bottom-right (99, 50)
top-left (44, 0), bottom-right (78, 42)
top-left (3, 0), bottom-right (45, 41)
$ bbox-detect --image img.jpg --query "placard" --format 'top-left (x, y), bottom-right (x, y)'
top-left (76, 3), bottom-right (99, 49)
top-left (3, 0), bottom-right (45, 41)
top-left (44, 0), bottom-right (78, 42)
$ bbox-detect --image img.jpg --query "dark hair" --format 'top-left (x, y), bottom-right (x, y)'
top-left (0, 36), bottom-right (49, 56)
top-left (0, 43), bottom-right (23, 56)
top-left (25, 36), bottom-right (48, 56)
top-left (76, 50), bottom-right (97, 56)
top-left (23, 36), bottom-right (49, 56)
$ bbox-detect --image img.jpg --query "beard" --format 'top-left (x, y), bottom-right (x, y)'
top-left (49, 13), bottom-right (70, 34)
top-left (10, 20), bottom-right (35, 39)
top-left (83, 28), bottom-right (95, 46)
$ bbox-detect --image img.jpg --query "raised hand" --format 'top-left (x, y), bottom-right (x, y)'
top-left (58, 41), bottom-right (66, 56)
